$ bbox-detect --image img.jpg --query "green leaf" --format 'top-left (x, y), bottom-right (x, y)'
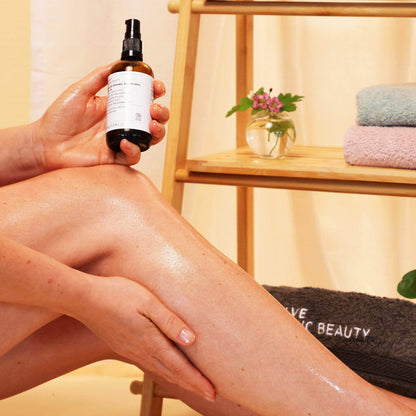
top-left (239, 96), bottom-right (254, 110)
top-left (267, 123), bottom-right (281, 134)
top-left (291, 94), bottom-right (304, 102)
top-left (226, 96), bottom-right (253, 117)
top-left (397, 269), bottom-right (416, 299)
top-left (266, 120), bottom-right (293, 135)
top-left (278, 93), bottom-right (304, 113)
top-left (283, 103), bottom-right (297, 112)
top-left (225, 105), bottom-right (239, 117)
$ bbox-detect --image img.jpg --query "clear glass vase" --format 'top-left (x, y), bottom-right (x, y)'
top-left (246, 110), bottom-right (296, 159)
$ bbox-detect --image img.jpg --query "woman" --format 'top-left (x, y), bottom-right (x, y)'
top-left (0, 63), bottom-right (414, 416)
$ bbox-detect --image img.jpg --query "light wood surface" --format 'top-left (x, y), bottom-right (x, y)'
top-left (131, 380), bottom-right (175, 399)
top-left (235, 12), bottom-right (255, 275)
top-left (168, 0), bottom-right (416, 18)
top-left (162, 0), bottom-right (201, 210)
top-left (139, 376), bottom-right (164, 416)
top-left (177, 146), bottom-right (416, 196)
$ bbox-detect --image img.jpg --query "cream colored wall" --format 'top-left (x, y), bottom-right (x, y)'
top-left (0, 0), bottom-right (30, 128)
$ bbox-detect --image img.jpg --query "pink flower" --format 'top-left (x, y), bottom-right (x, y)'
top-left (251, 90), bottom-right (286, 114)
top-left (253, 93), bottom-right (270, 110)
top-left (226, 86), bottom-right (302, 119)
top-left (268, 97), bottom-right (283, 113)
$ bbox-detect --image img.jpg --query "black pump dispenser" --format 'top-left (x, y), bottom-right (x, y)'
top-left (121, 19), bottom-right (143, 61)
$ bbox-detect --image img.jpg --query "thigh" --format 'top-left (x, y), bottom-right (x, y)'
top-left (0, 165), bottom-right (131, 267)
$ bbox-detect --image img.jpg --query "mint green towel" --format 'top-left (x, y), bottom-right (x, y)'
top-left (357, 84), bottom-right (416, 127)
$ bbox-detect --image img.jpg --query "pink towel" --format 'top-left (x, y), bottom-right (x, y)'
top-left (344, 125), bottom-right (416, 169)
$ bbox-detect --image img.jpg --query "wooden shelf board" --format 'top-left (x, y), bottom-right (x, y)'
top-left (176, 146), bottom-right (416, 196)
top-left (168, 0), bottom-right (416, 18)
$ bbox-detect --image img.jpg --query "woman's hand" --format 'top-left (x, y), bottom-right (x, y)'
top-left (34, 63), bottom-right (169, 171)
top-left (77, 275), bottom-right (215, 402)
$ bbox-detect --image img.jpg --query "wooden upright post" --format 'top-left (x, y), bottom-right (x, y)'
top-left (162, 0), bottom-right (201, 210)
top-left (236, 13), bottom-right (254, 275)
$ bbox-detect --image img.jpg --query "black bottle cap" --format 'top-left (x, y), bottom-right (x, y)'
top-left (121, 18), bottom-right (143, 61)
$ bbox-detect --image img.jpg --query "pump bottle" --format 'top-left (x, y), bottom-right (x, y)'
top-left (106, 19), bottom-right (154, 152)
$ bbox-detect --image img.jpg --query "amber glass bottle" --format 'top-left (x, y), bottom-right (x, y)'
top-left (106, 19), bottom-right (154, 152)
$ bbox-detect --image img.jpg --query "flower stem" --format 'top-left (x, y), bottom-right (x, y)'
top-left (269, 133), bottom-right (280, 155)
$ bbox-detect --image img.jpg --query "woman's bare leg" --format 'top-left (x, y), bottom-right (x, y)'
top-left (0, 316), bottom-right (258, 415)
top-left (0, 165), bottom-right (414, 415)
top-left (1, 317), bottom-right (414, 415)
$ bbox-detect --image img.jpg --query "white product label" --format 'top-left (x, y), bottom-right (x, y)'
top-left (106, 71), bottom-right (154, 133)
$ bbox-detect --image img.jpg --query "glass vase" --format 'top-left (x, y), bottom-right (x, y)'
top-left (246, 110), bottom-right (296, 159)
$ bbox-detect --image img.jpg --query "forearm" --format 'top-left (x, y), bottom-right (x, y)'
top-left (0, 235), bottom-right (91, 317)
top-left (0, 121), bottom-right (45, 186)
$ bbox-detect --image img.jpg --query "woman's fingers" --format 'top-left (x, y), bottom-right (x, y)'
top-left (149, 121), bottom-right (166, 146)
top-left (83, 276), bottom-right (216, 402)
top-left (144, 333), bottom-right (216, 402)
top-left (150, 103), bottom-right (170, 124)
top-left (149, 103), bottom-right (169, 145)
top-left (143, 292), bottom-right (196, 347)
top-left (78, 63), bottom-right (115, 97)
top-left (118, 139), bottom-right (141, 165)
top-left (115, 120), bottom-right (165, 159)
top-left (153, 80), bottom-right (166, 99)
top-left (139, 293), bottom-right (216, 400)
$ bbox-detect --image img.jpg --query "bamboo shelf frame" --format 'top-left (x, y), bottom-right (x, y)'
top-left (168, 0), bottom-right (416, 18)
top-left (179, 146), bottom-right (416, 197)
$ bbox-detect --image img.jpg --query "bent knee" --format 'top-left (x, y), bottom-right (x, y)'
top-left (86, 165), bottom-right (158, 203)
top-left (65, 164), bottom-right (162, 221)
top-left (4, 164), bottom-right (159, 231)
top-left (0, 165), bottom-right (162, 264)
top-left (57, 165), bottom-right (156, 203)
top-left (74, 165), bottom-right (169, 246)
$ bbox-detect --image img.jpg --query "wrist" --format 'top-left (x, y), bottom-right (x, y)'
top-left (56, 271), bottom-right (97, 320)
top-left (28, 119), bottom-right (47, 174)
top-left (0, 121), bottom-right (46, 185)
top-left (13, 120), bottom-right (46, 178)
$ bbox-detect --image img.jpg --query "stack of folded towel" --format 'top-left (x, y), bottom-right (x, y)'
top-left (344, 84), bottom-right (416, 169)
top-left (264, 285), bottom-right (416, 398)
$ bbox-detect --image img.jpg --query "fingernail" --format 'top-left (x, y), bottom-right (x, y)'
top-left (150, 103), bottom-right (159, 114)
top-left (150, 120), bottom-right (159, 130)
top-left (179, 328), bottom-right (195, 344)
top-left (158, 80), bottom-right (166, 95)
top-left (204, 392), bottom-right (215, 403)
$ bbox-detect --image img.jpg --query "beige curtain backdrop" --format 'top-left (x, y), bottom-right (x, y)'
top-left (30, 0), bottom-right (416, 299)
top-left (0, 0), bottom-right (30, 128)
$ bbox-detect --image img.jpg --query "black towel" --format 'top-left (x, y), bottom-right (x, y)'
top-left (264, 285), bottom-right (416, 398)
